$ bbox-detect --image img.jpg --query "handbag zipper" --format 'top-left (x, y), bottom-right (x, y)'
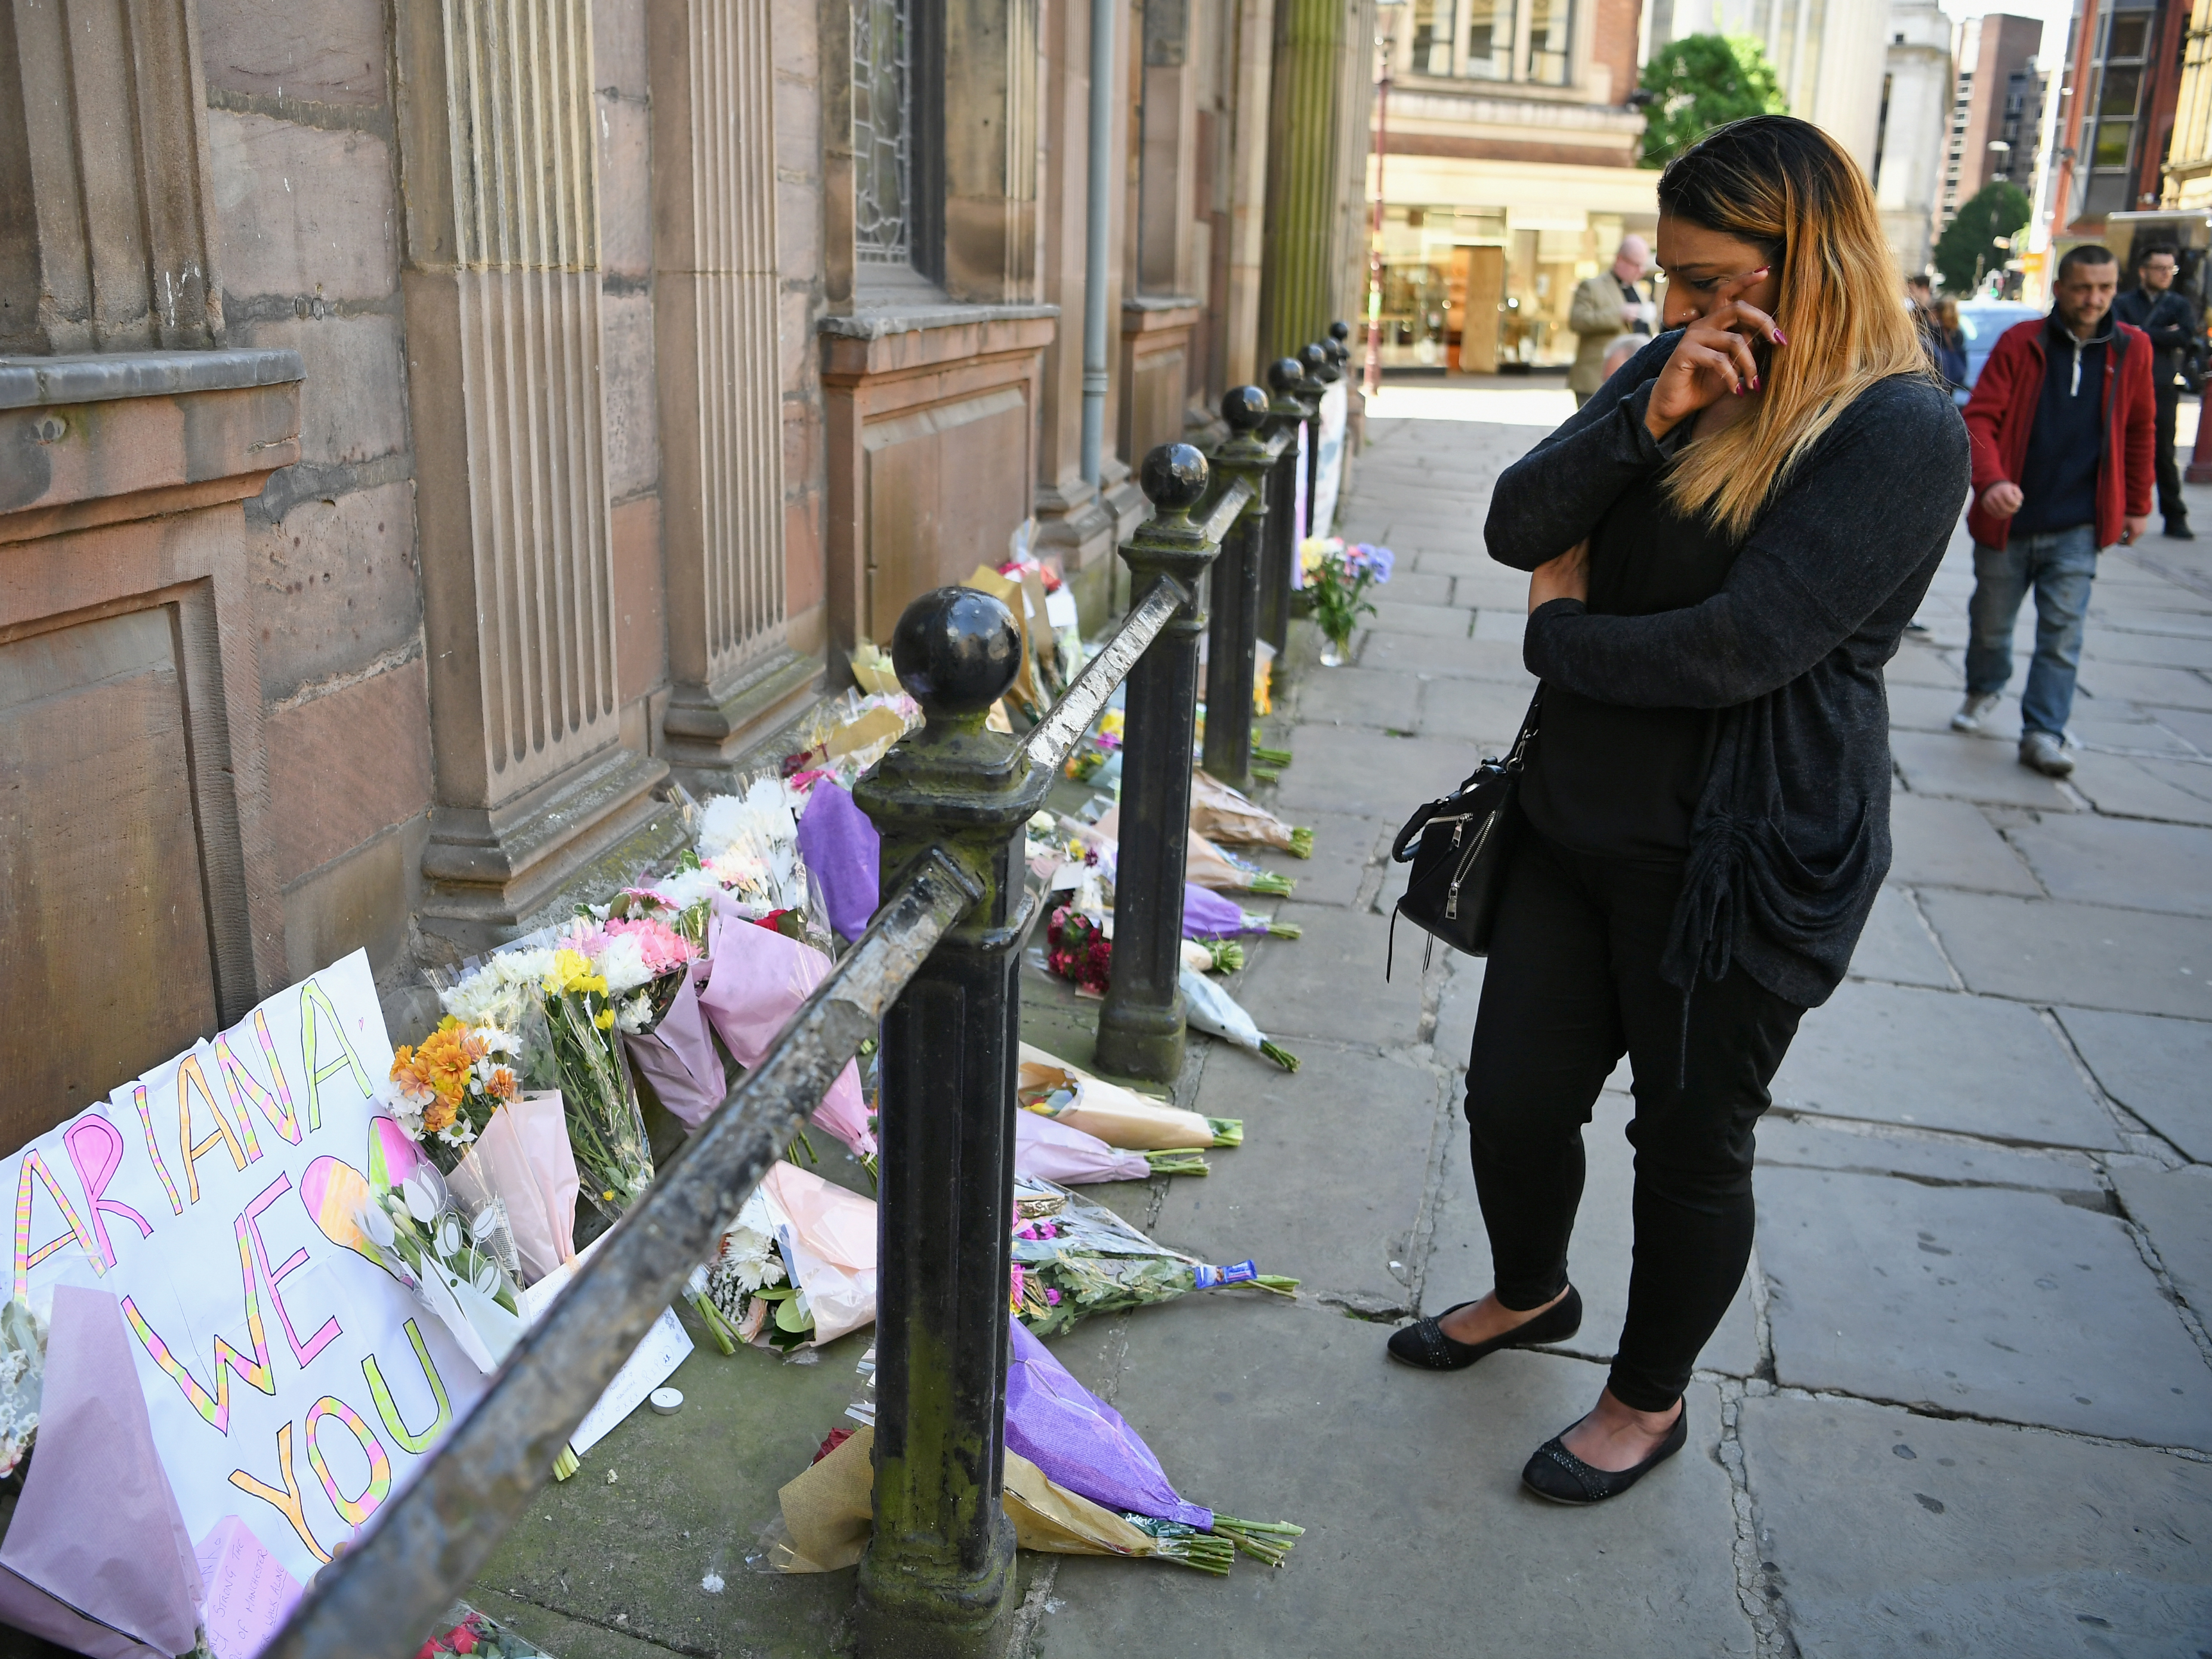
top-left (1444, 810), bottom-right (1500, 919)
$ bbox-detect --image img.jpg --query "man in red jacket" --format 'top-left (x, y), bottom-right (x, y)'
top-left (1958, 244), bottom-right (2155, 776)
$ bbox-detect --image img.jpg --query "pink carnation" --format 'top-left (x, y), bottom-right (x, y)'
top-left (602, 915), bottom-right (698, 976)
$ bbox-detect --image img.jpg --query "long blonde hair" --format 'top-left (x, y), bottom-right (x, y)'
top-left (1657, 116), bottom-right (1933, 540)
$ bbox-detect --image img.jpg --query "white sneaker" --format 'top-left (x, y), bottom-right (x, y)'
top-left (1951, 693), bottom-right (2001, 733)
top-left (2020, 731), bottom-right (2075, 776)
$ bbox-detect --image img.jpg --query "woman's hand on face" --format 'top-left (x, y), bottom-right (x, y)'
top-left (1645, 289), bottom-right (1784, 440)
top-left (1530, 540), bottom-right (1589, 612)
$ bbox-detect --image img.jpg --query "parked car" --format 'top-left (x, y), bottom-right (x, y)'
top-left (1950, 301), bottom-right (2043, 406)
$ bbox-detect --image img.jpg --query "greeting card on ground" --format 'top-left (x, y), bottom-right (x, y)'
top-left (192, 1515), bottom-right (302, 1659)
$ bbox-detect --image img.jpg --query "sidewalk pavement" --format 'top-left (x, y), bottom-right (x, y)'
top-left (467, 401), bottom-right (2212, 1658)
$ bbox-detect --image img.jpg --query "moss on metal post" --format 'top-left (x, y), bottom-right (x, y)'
top-left (1095, 444), bottom-right (1219, 1083)
top-left (852, 587), bottom-right (1049, 1659)
top-left (1203, 386), bottom-right (1286, 791)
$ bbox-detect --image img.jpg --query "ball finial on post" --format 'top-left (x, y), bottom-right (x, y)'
top-left (1139, 442), bottom-right (1209, 516)
top-left (1329, 318), bottom-right (1351, 343)
top-left (1267, 356), bottom-right (1305, 395)
top-left (1221, 384), bottom-right (1269, 432)
top-left (1298, 342), bottom-right (1329, 376)
top-left (889, 586), bottom-right (1022, 719)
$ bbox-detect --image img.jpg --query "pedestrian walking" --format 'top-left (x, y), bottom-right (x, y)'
top-left (2112, 242), bottom-right (2198, 540)
top-left (1924, 294), bottom-right (1968, 392)
top-left (1387, 116), bottom-right (1968, 1505)
top-left (1568, 236), bottom-right (1657, 406)
top-left (1955, 245), bottom-right (2155, 776)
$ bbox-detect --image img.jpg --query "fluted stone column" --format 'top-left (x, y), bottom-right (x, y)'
top-left (396, 0), bottom-right (675, 944)
top-left (1257, 0), bottom-right (1360, 363)
top-left (651, 0), bottom-right (821, 784)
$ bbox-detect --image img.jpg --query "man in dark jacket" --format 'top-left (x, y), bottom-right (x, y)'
top-left (2112, 242), bottom-right (2200, 539)
top-left (1960, 244), bottom-right (2156, 776)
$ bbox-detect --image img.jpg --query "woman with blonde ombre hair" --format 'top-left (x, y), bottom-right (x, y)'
top-left (1385, 116), bottom-right (1969, 1504)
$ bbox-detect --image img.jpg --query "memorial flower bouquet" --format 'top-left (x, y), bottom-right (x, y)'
top-left (1298, 536), bottom-right (1394, 666)
top-left (0, 1296), bottom-right (45, 1479)
top-left (1009, 1178), bottom-right (1295, 1336)
top-left (357, 1160), bottom-right (527, 1374)
top-left (386, 1017), bottom-right (524, 1169)
top-left (537, 946), bottom-right (655, 1218)
top-left (1045, 906), bottom-right (1113, 997)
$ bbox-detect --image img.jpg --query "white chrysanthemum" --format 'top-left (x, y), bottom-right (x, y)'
top-left (651, 866), bottom-right (723, 910)
top-left (615, 991), bottom-right (654, 1034)
top-left (595, 932), bottom-right (653, 995)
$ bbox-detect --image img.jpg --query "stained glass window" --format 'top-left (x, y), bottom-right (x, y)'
top-left (853, 0), bottom-right (910, 267)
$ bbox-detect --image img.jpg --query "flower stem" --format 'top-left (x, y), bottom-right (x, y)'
top-left (1141, 1150), bottom-right (1210, 1176)
top-left (1258, 1039), bottom-right (1300, 1072)
top-left (1210, 1515), bottom-right (1304, 1567)
top-left (1287, 826), bottom-right (1313, 859)
top-left (1245, 872), bottom-right (1295, 897)
top-left (1206, 1117), bottom-right (1243, 1147)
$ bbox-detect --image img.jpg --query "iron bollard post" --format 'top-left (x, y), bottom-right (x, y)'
top-left (1202, 387), bottom-right (1281, 792)
top-left (852, 588), bottom-right (1046, 1659)
top-left (1258, 356), bottom-right (1314, 654)
top-left (1095, 444), bottom-right (1221, 1082)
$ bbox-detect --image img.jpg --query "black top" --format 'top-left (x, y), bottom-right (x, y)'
top-left (1484, 332), bottom-right (1971, 1009)
top-left (1519, 465), bottom-right (1735, 860)
top-left (2013, 314), bottom-right (2108, 536)
top-left (2112, 285), bottom-right (2195, 378)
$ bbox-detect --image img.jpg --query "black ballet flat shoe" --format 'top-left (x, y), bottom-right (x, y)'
top-left (1385, 1286), bottom-right (1583, 1371)
top-left (1520, 1403), bottom-right (1689, 1505)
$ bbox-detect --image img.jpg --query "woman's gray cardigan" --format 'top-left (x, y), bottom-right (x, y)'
top-left (1484, 331), bottom-right (1972, 1008)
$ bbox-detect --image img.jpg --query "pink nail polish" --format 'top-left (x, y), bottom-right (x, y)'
top-left (1772, 329), bottom-right (1788, 345)
top-left (1750, 375), bottom-right (1760, 391)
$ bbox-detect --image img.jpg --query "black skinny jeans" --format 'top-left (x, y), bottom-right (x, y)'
top-left (1467, 826), bottom-right (1805, 1413)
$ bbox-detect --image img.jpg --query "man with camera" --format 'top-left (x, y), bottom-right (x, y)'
top-left (2112, 243), bottom-right (2201, 540)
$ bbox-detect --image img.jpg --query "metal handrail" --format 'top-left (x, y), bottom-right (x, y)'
top-left (264, 511), bottom-right (1233, 1656)
top-left (262, 852), bottom-right (978, 1659)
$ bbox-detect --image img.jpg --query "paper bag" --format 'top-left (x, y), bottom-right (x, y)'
top-left (0, 1287), bottom-right (203, 1659)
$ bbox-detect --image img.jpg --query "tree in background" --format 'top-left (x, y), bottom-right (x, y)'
top-left (1636, 35), bottom-right (1787, 168)
top-left (1935, 181), bottom-right (2033, 294)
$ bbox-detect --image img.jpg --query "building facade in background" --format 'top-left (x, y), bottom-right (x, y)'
top-left (1938, 13), bottom-right (2046, 228)
top-left (1647, 0), bottom-right (1892, 171)
top-left (0, 0), bottom-right (1372, 1153)
top-left (1874, 0), bottom-right (1955, 274)
top-left (1367, 0), bottom-right (1652, 369)
top-left (2032, 0), bottom-right (2191, 251)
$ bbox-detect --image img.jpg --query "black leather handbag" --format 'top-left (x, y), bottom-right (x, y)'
top-left (1386, 689), bottom-right (1541, 976)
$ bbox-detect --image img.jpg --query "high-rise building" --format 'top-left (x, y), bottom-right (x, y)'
top-left (2034, 0), bottom-right (2191, 238)
top-left (1939, 14), bottom-right (2047, 228)
top-left (1874, 0), bottom-right (1956, 274)
top-left (1648, 0), bottom-right (1893, 174)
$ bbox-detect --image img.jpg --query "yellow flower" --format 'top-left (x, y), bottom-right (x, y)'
top-left (548, 948), bottom-right (595, 994)
top-left (595, 1008), bottom-right (616, 1030)
top-left (1299, 536), bottom-right (1326, 573)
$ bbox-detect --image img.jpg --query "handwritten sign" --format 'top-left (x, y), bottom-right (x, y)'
top-left (1, 951), bottom-right (488, 1583)
top-left (193, 1515), bottom-right (302, 1659)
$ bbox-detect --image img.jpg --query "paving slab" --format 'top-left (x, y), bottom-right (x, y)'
top-left (1917, 891), bottom-right (2212, 1020)
top-left (1238, 809), bottom-right (1386, 909)
top-left (1230, 898), bottom-right (1413, 1046)
top-left (1452, 573), bottom-right (1537, 610)
top-left (1884, 639), bottom-right (1967, 687)
top-left (2003, 814), bottom-right (2212, 916)
top-left (1890, 731), bottom-right (2079, 811)
top-left (1371, 569), bottom-right (1453, 606)
top-left (1161, 1038), bottom-right (1442, 1313)
top-left (1756, 1113), bottom-right (2106, 1198)
top-left (1355, 629), bottom-right (1536, 684)
top-left (1848, 885), bottom-right (1957, 987)
top-left (2083, 628), bottom-right (2212, 669)
top-left (1424, 1096), bottom-right (1761, 1377)
top-left (1469, 607), bottom-right (1525, 642)
top-left (1884, 681), bottom-right (2004, 735)
top-left (2077, 659), bottom-right (2212, 710)
top-left (1769, 981), bottom-right (2120, 1150)
top-left (1757, 1166), bottom-right (2210, 1448)
top-left (1738, 1394), bottom-right (2212, 1659)
top-left (1037, 1302), bottom-right (1752, 1658)
top-left (1267, 723), bottom-right (1481, 818)
top-left (1885, 791), bottom-right (2041, 895)
top-left (2106, 1160), bottom-right (2212, 1317)
top-left (1414, 674), bottom-right (1538, 744)
top-left (471, 1305), bottom-right (880, 1657)
top-left (1366, 600), bottom-right (1476, 639)
top-left (1287, 665), bottom-right (1416, 731)
top-left (2052, 1006), bottom-right (2212, 1161)
top-left (2064, 751), bottom-right (2212, 827)
top-left (2145, 703), bottom-right (2212, 750)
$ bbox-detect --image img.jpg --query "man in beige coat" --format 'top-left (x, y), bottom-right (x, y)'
top-left (1567, 234), bottom-right (1657, 404)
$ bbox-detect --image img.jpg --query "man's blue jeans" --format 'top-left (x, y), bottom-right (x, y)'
top-left (1965, 525), bottom-right (2099, 739)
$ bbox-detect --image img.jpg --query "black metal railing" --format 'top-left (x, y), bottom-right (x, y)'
top-left (262, 359), bottom-right (1341, 1656)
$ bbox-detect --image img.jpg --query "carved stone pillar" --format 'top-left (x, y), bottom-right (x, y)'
top-left (396, 1), bottom-right (674, 945)
top-left (650, 0), bottom-right (821, 787)
top-left (0, 0), bottom-right (224, 354)
top-left (942, 0), bottom-right (1042, 304)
